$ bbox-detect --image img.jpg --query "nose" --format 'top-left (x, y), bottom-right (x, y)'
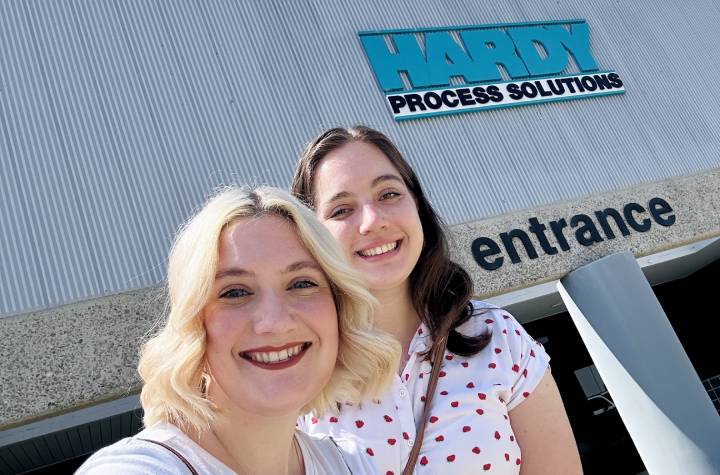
top-left (358, 202), bottom-right (387, 235)
top-left (252, 291), bottom-right (295, 335)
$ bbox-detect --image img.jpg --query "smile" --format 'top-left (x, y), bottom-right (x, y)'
top-left (357, 240), bottom-right (400, 258)
top-left (241, 342), bottom-right (311, 370)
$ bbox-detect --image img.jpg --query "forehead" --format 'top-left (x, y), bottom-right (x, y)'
top-left (313, 141), bottom-right (403, 203)
top-left (218, 215), bottom-right (314, 267)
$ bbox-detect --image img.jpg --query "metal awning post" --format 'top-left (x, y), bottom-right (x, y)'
top-left (557, 251), bottom-right (720, 475)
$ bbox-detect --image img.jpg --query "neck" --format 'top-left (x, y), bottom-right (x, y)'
top-left (189, 407), bottom-right (302, 475)
top-left (371, 283), bottom-right (422, 358)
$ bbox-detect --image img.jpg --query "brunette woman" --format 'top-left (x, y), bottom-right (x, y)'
top-left (292, 126), bottom-right (582, 474)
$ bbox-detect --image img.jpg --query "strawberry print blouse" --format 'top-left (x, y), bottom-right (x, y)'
top-left (300, 301), bottom-right (551, 474)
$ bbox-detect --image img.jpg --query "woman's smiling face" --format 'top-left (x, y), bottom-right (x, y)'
top-left (203, 215), bottom-right (338, 417)
top-left (312, 140), bottom-right (424, 293)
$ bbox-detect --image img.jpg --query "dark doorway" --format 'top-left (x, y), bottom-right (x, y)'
top-left (523, 255), bottom-right (720, 475)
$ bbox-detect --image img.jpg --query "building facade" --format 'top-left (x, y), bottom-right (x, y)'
top-left (1, 1), bottom-right (719, 473)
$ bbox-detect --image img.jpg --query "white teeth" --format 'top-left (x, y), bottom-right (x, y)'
top-left (359, 241), bottom-right (397, 257)
top-left (246, 344), bottom-right (305, 364)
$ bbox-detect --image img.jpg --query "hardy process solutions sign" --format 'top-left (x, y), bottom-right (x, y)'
top-left (359, 19), bottom-right (625, 120)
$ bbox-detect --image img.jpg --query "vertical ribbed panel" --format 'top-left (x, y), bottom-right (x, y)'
top-left (2, 0), bottom-right (720, 316)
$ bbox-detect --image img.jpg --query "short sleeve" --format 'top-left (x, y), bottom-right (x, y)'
top-left (497, 310), bottom-right (551, 410)
top-left (328, 435), bottom-right (377, 475)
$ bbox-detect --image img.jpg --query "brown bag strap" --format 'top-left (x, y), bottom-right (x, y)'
top-left (401, 333), bottom-right (449, 475)
top-left (138, 438), bottom-right (199, 475)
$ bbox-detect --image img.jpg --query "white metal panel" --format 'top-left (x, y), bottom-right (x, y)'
top-left (1, 0), bottom-right (720, 315)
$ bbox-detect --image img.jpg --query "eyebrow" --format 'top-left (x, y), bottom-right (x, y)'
top-left (324, 174), bottom-right (405, 205)
top-left (284, 260), bottom-right (322, 273)
top-left (372, 173), bottom-right (404, 187)
top-left (215, 260), bottom-right (321, 279)
top-left (215, 268), bottom-right (253, 280)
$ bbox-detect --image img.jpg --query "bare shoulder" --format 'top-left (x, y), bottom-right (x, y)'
top-left (509, 370), bottom-right (583, 474)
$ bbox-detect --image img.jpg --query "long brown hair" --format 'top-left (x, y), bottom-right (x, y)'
top-left (291, 126), bottom-right (489, 357)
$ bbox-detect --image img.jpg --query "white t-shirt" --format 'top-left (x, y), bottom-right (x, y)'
top-left (76, 422), bottom-right (375, 474)
top-left (301, 301), bottom-right (551, 475)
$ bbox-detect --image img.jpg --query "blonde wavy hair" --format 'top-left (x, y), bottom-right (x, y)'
top-left (139, 186), bottom-right (400, 433)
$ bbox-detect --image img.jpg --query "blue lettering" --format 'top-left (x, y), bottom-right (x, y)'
top-left (359, 34), bottom-right (435, 91)
top-left (424, 32), bottom-right (485, 86)
top-left (548, 23), bottom-right (598, 72)
top-left (360, 21), bottom-right (600, 92)
top-left (507, 26), bottom-right (569, 76)
top-left (460, 29), bottom-right (530, 81)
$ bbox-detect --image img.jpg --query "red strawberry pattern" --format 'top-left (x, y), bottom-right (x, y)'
top-left (300, 302), bottom-right (550, 475)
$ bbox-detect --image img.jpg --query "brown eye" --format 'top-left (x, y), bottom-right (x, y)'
top-left (329, 207), bottom-right (351, 218)
top-left (380, 191), bottom-right (400, 200)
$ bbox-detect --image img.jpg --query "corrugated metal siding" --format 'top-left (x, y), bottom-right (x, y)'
top-left (2, 0), bottom-right (720, 316)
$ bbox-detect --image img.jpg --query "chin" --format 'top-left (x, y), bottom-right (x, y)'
top-left (365, 271), bottom-right (414, 292)
top-left (250, 400), bottom-right (310, 418)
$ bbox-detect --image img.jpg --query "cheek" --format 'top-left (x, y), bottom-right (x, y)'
top-left (204, 308), bottom-right (242, 350)
top-left (324, 223), bottom-right (354, 251)
top-left (400, 203), bottom-right (424, 240)
top-left (298, 294), bottom-right (339, 342)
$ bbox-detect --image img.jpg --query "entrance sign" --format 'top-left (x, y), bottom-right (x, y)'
top-left (359, 20), bottom-right (625, 120)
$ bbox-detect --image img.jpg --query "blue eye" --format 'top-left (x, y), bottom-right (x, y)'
top-left (220, 288), bottom-right (251, 299)
top-left (291, 280), bottom-right (317, 290)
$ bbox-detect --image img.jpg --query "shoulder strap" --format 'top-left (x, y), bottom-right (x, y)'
top-left (401, 333), bottom-right (449, 475)
top-left (137, 438), bottom-right (199, 475)
top-left (325, 435), bottom-right (354, 475)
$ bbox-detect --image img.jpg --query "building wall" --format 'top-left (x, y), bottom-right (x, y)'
top-left (2, 0), bottom-right (720, 316)
top-left (2, 0), bottom-right (720, 436)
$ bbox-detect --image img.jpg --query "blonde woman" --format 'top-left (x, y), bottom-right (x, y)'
top-left (77, 186), bottom-right (400, 475)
